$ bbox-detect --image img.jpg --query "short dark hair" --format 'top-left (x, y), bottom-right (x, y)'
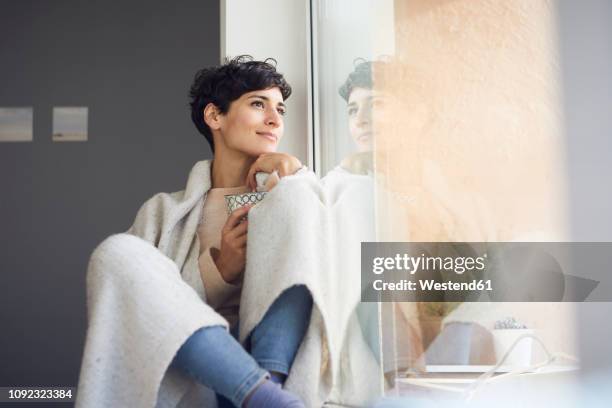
top-left (338, 60), bottom-right (374, 102)
top-left (189, 55), bottom-right (292, 152)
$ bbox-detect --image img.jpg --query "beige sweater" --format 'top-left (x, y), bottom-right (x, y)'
top-left (196, 185), bottom-right (249, 328)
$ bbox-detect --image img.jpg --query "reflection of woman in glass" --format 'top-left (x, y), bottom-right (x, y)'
top-left (335, 60), bottom-right (426, 388)
top-left (78, 56), bottom-right (311, 408)
top-left (340, 60), bottom-right (378, 152)
top-left (337, 60), bottom-right (381, 175)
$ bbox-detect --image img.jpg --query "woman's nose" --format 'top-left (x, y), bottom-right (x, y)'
top-left (357, 107), bottom-right (372, 126)
top-left (265, 109), bottom-right (282, 127)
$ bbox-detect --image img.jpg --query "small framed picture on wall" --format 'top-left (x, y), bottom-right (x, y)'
top-left (0, 107), bottom-right (33, 142)
top-left (53, 107), bottom-right (88, 142)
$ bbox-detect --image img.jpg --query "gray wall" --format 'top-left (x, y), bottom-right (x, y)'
top-left (0, 0), bottom-right (218, 390)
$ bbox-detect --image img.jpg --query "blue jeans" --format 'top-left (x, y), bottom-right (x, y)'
top-left (171, 285), bottom-right (313, 407)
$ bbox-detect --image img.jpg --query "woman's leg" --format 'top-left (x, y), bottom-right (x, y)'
top-left (248, 285), bottom-right (313, 380)
top-left (171, 325), bottom-right (268, 407)
top-left (172, 325), bottom-right (305, 408)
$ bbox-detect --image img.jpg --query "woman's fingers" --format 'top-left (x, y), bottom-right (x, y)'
top-left (223, 205), bottom-right (251, 232)
top-left (235, 233), bottom-right (248, 248)
top-left (245, 153), bottom-right (303, 190)
top-left (246, 161), bottom-right (260, 191)
top-left (264, 171), bottom-right (280, 191)
top-left (246, 154), bottom-right (269, 190)
top-left (226, 218), bottom-right (248, 239)
top-left (276, 160), bottom-right (291, 177)
top-left (246, 155), bottom-right (272, 190)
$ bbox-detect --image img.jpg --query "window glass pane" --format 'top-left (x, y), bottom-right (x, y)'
top-left (313, 0), bottom-right (574, 402)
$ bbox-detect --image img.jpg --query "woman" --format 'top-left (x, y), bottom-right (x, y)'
top-left (76, 56), bottom-right (312, 408)
top-left (175, 56), bottom-right (313, 407)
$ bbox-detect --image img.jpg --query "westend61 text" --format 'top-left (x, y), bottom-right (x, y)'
top-left (372, 279), bottom-right (493, 292)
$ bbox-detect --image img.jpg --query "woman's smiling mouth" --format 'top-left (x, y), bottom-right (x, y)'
top-left (256, 131), bottom-right (278, 142)
top-left (357, 132), bottom-right (372, 142)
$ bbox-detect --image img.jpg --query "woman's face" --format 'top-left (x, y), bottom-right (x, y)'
top-left (218, 87), bottom-right (286, 157)
top-left (347, 87), bottom-right (386, 152)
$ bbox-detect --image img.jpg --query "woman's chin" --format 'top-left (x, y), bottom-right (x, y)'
top-left (355, 141), bottom-right (372, 153)
top-left (250, 146), bottom-right (278, 156)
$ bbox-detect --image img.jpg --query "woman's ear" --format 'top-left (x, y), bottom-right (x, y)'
top-left (203, 103), bottom-right (222, 131)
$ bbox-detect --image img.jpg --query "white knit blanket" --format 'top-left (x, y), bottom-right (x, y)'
top-left (76, 160), bottom-right (381, 408)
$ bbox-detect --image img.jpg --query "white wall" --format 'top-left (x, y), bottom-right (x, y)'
top-left (221, 0), bottom-right (311, 165)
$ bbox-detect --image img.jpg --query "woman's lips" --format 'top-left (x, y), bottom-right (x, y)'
top-left (357, 132), bottom-right (372, 142)
top-left (257, 132), bottom-right (278, 142)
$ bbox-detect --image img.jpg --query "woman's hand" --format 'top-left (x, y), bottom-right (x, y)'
top-left (246, 152), bottom-right (303, 191)
top-left (213, 205), bottom-right (251, 283)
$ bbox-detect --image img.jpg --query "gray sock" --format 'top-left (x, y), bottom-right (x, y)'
top-left (243, 379), bottom-right (304, 408)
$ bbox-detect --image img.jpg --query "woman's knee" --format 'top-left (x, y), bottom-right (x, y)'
top-left (87, 233), bottom-right (176, 286)
top-left (253, 285), bottom-right (313, 338)
top-left (279, 285), bottom-right (313, 311)
top-left (92, 233), bottom-right (149, 257)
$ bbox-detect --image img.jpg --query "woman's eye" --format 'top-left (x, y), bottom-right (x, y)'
top-left (277, 108), bottom-right (286, 116)
top-left (348, 108), bottom-right (357, 116)
top-left (251, 101), bottom-right (264, 108)
top-left (372, 99), bottom-right (385, 108)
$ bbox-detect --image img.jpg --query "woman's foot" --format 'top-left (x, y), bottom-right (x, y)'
top-left (243, 379), bottom-right (304, 408)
